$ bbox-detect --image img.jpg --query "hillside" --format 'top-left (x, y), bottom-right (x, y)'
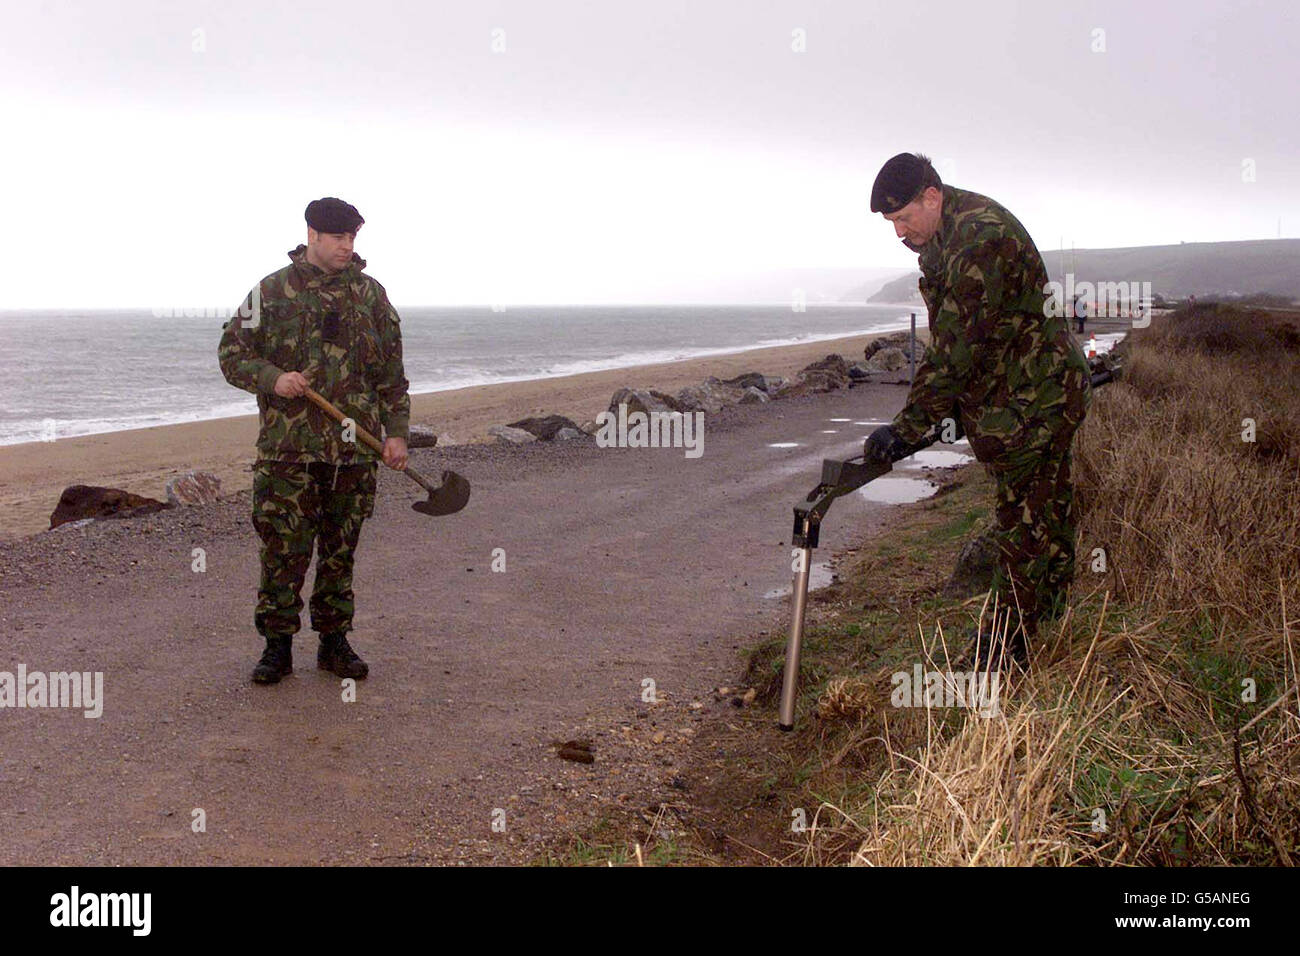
top-left (1042, 238), bottom-right (1300, 299)
top-left (846, 238), bottom-right (1300, 304)
top-left (859, 270), bottom-right (922, 304)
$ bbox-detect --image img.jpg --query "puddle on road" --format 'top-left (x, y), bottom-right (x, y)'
top-left (763, 441), bottom-right (977, 596)
top-left (768, 442), bottom-right (801, 448)
top-left (764, 561), bottom-right (834, 599)
top-left (821, 429), bottom-right (838, 434)
top-left (857, 476), bottom-right (941, 504)
top-left (855, 420), bottom-right (890, 426)
top-left (899, 448), bottom-right (972, 468)
top-left (828, 418), bottom-right (852, 422)
top-left (857, 442), bottom-right (976, 503)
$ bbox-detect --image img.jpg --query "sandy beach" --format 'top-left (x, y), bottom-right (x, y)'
top-left (0, 330), bottom-right (929, 542)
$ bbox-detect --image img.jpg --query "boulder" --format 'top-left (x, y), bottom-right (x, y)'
top-left (50, 485), bottom-right (171, 529)
top-left (802, 353), bottom-right (851, 380)
top-left (554, 427), bottom-right (586, 441)
top-left (406, 425), bottom-right (439, 448)
top-left (507, 414), bottom-right (583, 441)
top-left (721, 371), bottom-right (769, 392)
top-left (609, 387), bottom-right (686, 418)
top-left (866, 346), bottom-right (908, 372)
top-left (488, 424), bottom-right (537, 444)
top-left (674, 385), bottom-right (718, 413)
top-left (676, 377), bottom-right (747, 413)
top-left (673, 386), bottom-right (708, 413)
top-left (702, 376), bottom-right (747, 403)
top-left (164, 470), bottom-right (222, 506)
top-left (776, 354), bottom-right (852, 397)
top-left (738, 386), bottom-right (770, 404)
top-left (865, 331), bottom-right (924, 364)
top-left (650, 389), bottom-right (691, 413)
top-left (773, 380), bottom-right (808, 399)
top-left (941, 528), bottom-right (1000, 600)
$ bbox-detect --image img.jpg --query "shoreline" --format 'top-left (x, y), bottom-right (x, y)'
top-left (0, 314), bottom-right (920, 447)
top-left (0, 329), bottom-right (923, 542)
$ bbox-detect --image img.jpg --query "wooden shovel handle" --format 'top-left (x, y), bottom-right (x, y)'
top-left (302, 386), bottom-right (385, 457)
top-left (302, 386), bottom-right (440, 494)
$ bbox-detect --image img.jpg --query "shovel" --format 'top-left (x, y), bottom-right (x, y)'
top-left (303, 386), bottom-right (470, 516)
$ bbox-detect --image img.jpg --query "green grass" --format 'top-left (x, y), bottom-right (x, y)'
top-left (539, 822), bottom-right (688, 867)
top-left (921, 507), bottom-right (988, 545)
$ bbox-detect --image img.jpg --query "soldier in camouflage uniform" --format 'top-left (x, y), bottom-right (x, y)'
top-left (219, 197), bottom-right (410, 684)
top-left (863, 154), bottom-right (1091, 662)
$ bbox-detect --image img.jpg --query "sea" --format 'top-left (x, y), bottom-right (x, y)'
top-left (0, 304), bottom-right (919, 446)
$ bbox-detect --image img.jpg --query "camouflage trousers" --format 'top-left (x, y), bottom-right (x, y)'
top-left (986, 437), bottom-right (1080, 640)
top-left (251, 460), bottom-right (378, 640)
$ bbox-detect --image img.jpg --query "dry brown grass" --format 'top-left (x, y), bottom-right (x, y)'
top-left (794, 305), bottom-right (1300, 866)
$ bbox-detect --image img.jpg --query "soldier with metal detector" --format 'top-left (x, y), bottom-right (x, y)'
top-left (863, 153), bottom-right (1092, 665)
top-left (777, 155), bottom-right (1100, 728)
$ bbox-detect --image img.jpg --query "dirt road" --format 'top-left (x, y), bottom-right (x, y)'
top-left (0, 383), bottom-right (928, 864)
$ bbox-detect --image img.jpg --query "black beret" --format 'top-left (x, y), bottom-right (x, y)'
top-left (305, 197), bottom-right (365, 234)
top-left (870, 153), bottom-right (927, 214)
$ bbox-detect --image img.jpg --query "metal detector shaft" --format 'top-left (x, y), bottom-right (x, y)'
top-left (777, 455), bottom-right (892, 732)
top-left (778, 544), bottom-right (814, 730)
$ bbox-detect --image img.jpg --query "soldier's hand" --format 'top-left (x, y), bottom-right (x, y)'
top-left (864, 424), bottom-right (909, 464)
top-left (274, 371), bottom-right (310, 398)
top-left (382, 436), bottom-right (409, 471)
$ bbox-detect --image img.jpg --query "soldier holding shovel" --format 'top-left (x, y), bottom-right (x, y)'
top-left (219, 197), bottom-right (410, 684)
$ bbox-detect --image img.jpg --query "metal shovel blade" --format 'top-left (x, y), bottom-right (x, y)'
top-left (412, 469), bottom-right (471, 516)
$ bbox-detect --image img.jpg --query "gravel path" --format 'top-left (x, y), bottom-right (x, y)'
top-left (0, 383), bottom-right (917, 865)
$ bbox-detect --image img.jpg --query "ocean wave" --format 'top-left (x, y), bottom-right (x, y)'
top-left (1, 314), bottom-right (916, 446)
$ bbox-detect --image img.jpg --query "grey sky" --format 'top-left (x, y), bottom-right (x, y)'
top-left (2, 0), bottom-right (1295, 306)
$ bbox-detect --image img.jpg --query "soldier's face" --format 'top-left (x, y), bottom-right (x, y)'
top-left (306, 227), bottom-right (359, 272)
top-left (882, 188), bottom-right (942, 248)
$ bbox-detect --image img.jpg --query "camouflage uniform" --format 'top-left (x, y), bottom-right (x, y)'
top-left (218, 245), bottom-right (409, 641)
top-left (889, 185), bottom-right (1091, 638)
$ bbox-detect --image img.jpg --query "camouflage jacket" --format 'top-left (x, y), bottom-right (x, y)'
top-left (891, 184), bottom-right (1090, 466)
top-left (218, 245), bottom-right (410, 464)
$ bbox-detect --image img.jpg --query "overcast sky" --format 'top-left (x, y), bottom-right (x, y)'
top-left (2, 0), bottom-right (1296, 307)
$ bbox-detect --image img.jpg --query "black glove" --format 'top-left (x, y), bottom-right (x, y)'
top-left (863, 424), bottom-right (911, 464)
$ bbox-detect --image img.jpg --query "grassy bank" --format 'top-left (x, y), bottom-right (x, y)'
top-left (555, 303), bottom-right (1300, 866)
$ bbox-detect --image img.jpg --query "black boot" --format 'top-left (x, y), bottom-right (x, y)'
top-left (318, 631), bottom-right (369, 679)
top-left (252, 636), bottom-right (293, 684)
